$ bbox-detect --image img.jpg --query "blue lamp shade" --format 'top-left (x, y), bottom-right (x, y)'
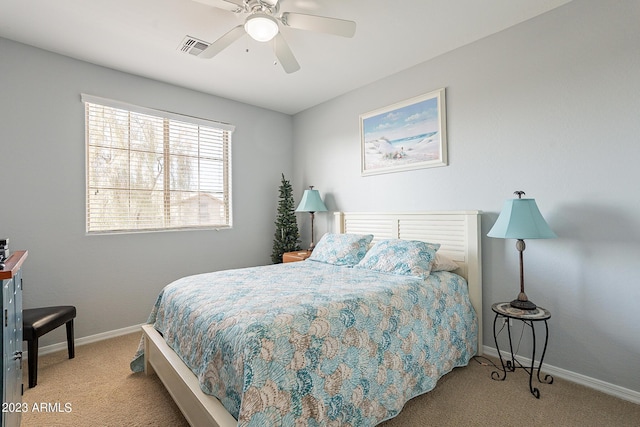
top-left (487, 198), bottom-right (557, 240)
top-left (296, 188), bottom-right (328, 213)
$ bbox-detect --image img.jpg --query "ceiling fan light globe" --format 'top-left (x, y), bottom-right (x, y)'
top-left (245, 14), bottom-right (279, 42)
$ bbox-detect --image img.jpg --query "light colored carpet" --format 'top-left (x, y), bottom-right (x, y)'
top-left (21, 332), bottom-right (640, 426)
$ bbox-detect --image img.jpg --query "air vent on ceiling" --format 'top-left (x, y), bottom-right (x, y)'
top-left (178, 36), bottom-right (210, 56)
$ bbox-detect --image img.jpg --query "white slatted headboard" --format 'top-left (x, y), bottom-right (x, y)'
top-left (335, 211), bottom-right (483, 355)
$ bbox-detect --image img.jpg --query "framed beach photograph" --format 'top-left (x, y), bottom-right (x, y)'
top-left (360, 88), bottom-right (447, 176)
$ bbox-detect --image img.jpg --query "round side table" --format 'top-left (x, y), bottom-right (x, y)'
top-left (491, 302), bottom-right (553, 398)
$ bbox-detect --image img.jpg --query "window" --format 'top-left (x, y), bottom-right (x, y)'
top-left (83, 94), bottom-right (233, 233)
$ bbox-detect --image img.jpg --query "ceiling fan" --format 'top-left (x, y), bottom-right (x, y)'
top-left (192, 0), bottom-right (356, 73)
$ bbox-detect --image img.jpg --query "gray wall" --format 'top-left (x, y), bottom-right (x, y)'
top-left (292, 0), bottom-right (640, 393)
top-left (0, 38), bottom-right (293, 345)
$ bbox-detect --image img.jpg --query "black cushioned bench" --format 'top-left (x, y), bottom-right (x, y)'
top-left (23, 306), bottom-right (76, 388)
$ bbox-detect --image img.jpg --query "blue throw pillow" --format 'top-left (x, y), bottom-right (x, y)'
top-left (308, 233), bottom-right (374, 266)
top-left (355, 239), bottom-right (440, 278)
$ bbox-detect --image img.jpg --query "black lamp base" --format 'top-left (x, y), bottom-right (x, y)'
top-left (510, 298), bottom-right (537, 310)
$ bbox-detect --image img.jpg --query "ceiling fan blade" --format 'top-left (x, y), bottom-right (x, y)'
top-left (191, 0), bottom-right (245, 12)
top-left (272, 33), bottom-right (300, 74)
top-left (280, 12), bottom-right (356, 38)
top-left (199, 25), bottom-right (246, 59)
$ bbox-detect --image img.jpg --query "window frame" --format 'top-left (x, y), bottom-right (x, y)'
top-left (82, 94), bottom-right (234, 234)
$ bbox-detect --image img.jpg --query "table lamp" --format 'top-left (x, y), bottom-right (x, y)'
top-left (295, 186), bottom-right (327, 251)
top-left (488, 191), bottom-right (557, 310)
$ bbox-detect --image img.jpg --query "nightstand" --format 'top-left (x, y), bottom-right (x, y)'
top-left (282, 250), bottom-right (312, 263)
top-left (491, 302), bottom-right (553, 398)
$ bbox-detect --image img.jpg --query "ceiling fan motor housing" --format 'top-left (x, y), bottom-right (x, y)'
top-left (245, 0), bottom-right (280, 15)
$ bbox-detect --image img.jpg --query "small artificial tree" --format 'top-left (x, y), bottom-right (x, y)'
top-left (271, 173), bottom-right (301, 263)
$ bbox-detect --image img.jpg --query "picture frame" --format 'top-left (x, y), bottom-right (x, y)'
top-left (360, 88), bottom-right (447, 176)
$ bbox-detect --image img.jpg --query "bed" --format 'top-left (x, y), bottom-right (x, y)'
top-left (132, 211), bottom-right (482, 427)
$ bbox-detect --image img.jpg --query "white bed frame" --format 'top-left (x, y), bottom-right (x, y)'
top-left (141, 211), bottom-right (482, 427)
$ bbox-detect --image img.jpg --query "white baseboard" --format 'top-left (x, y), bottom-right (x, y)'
top-left (483, 345), bottom-right (640, 405)
top-left (27, 324), bottom-right (144, 358)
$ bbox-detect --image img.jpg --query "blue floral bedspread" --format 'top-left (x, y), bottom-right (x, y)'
top-left (131, 261), bottom-right (477, 426)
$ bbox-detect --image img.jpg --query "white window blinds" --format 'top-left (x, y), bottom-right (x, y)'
top-left (83, 94), bottom-right (234, 233)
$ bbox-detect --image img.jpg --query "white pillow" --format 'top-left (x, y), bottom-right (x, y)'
top-left (432, 252), bottom-right (459, 272)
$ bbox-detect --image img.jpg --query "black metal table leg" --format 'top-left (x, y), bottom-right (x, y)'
top-left (536, 320), bottom-right (554, 386)
top-left (529, 320), bottom-right (540, 398)
top-left (491, 313), bottom-right (507, 381)
top-left (505, 316), bottom-right (516, 372)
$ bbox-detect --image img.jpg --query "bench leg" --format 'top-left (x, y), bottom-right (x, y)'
top-left (28, 338), bottom-right (38, 388)
top-left (66, 319), bottom-right (75, 359)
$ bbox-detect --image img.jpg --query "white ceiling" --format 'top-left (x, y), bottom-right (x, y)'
top-left (0, 0), bottom-right (572, 114)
